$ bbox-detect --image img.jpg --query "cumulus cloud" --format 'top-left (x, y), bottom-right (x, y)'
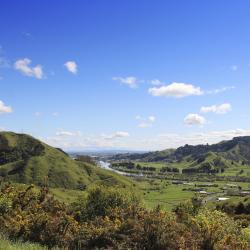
top-left (0, 100), bottom-right (12, 114)
top-left (200, 103), bottom-right (232, 114)
top-left (136, 115), bottom-right (156, 128)
top-left (14, 58), bottom-right (43, 79)
top-left (112, 76), bottom-right (139, 88)
top-left (184, 113), bottom-right (206, 125)
top-left (149, 82), bottom-right (203, 98)
top-left (64, 61), bottom-right (77, 74)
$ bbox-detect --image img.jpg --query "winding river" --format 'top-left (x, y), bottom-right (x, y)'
top-left (98, 161), bottom-right (144, 177)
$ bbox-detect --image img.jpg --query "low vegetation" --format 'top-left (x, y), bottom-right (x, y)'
top-left (0, 184), bottom-right (250, 249)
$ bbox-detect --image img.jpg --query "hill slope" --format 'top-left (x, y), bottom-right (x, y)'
top-left (110, 136), bottom-right (250, 173)
top-left (0, 132), bottom-right (133, 189)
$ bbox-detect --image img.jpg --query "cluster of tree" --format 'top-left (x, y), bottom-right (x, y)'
top-left (112, 162), bottom-right (157, 172)
top-left (160, 167), bottom-right (179, 173)
top-left (112, 162), bottom-right (136, 169)
top-left (0, 184), bottom-right (250, 249)
top-left (136, 165), bottom-right (156, 172)
top-left (216, 199), bottom-right (250, 215)
top-left (0, 134), bottom-right (45, 165)
top-left (216, 199), bottom-right (250, 229)
top-left (182, 168), bottom-right (219, 174)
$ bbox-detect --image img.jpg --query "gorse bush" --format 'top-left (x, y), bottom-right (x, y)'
top-left (72, 185), bottom-right (141, 221)
top-left (0, 184), bottom-right (79, 249)
top-left (0, 184), bottom-right (250, 249)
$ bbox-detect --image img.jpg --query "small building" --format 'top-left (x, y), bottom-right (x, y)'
top-left (198, 191), bottom-right (208, 195)
top-left (217, 197), bottom-right (230, 202)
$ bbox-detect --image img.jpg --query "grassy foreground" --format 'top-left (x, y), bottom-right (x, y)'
top-left (0, 235), bottom-right (48, 250)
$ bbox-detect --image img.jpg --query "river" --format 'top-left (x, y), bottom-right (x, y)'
top-left (98, 161), bottom-right (144, 177)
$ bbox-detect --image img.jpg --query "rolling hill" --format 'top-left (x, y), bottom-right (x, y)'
top-left (0, 132), bottom-right (133, 189)
top-left (110, 136), bottom-right (250, 173)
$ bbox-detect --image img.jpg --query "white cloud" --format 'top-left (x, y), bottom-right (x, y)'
top-left (148, 116), bottom-right (156, 122)
top-left (42, 130), bottom-right (130, 150)
top-left (0, 100), bottom-right (12, 114)
top-left (151, 79), bottom-right (164, 86)
top-left (56, 130), bottom-right (82, 137)
top-left (14, 58), bottom-right (43, 79)
top-left (157, 129), bottom-right (250, 149)
top-left (102, 131), bottom-right (130, 140)
top-left (207, 86), bottom-right (235, 94)
top-left (149, 82), bottom-right (203, 98)
top-left (113, 131), bottom-right (130, 138)
top-left (200, 103), bottom-right (232, 114)
top-left (184, 113), bottom-right (206, 125)
top-left (137, 123), bottom-right (148, 128)
top-left (112, 76), bottom-right (139, 88)
top-left (40, 128), bottom-right (250, 151)
top-left (64, 61), bottom-right (77, 74)
top-left (137, 115), bottom-right (156, 128)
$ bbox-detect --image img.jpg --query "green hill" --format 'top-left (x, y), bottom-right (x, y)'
top-left (0, 132), bottom-right (133, 189)
top-left (110, 136), bottom-right (250, 174)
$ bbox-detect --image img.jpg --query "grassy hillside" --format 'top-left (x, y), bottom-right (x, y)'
top-left (110, 136), bottom-right (250, 173)
top-left (0, 132), bottom-right (133, 189)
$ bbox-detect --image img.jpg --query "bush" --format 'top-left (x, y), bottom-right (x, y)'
top-left (0, 184), bottom-right (250, 249)
top-left (194, 209), bottom-right (250, 249)
top-left (72, 185), bottom-right (141, 221)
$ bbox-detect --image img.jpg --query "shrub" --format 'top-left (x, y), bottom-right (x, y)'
top-left (72, 185), bottom-right (141, 221)
top-left (194, 209), bottom-right (250, 249)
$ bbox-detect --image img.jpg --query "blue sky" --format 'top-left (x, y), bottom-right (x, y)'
top-left (0, 0), bottom-right (250, 150)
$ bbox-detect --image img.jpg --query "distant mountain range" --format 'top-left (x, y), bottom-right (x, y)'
top-left (0, 132), bottom-right (133, 189)
top-left (109, 136), bottom-right (250, 173)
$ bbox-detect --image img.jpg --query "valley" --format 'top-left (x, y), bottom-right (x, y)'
top-left (1, 132), bottom-right (250, 249)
